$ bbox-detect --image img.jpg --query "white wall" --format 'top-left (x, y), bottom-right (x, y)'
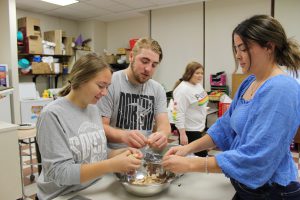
top-left (93, 21), bottom-right (107, 55)
top-left (205, 0), bottom-right (271, 93)
top-left (106, 15), bottom-right (149, 54)
top-left (275, 0), bottom-right (300, 42)
top-left (275, 0), bottom-right (300, 82)
top-left (78, 20), bottom-right (94, 47)
top-left (152, 3), bottom-right (204, 91)
top-left (1, 0), bottom-right (19, 123)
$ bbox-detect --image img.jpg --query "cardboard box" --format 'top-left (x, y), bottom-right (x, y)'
top-left (32, 62), bottom-right (62, 74)
top-left (18, 17), bottom-right (41, 37)
top-left (31, 62), bottom-right (52, 74)
top-left (104, 54), bottom-right (116, 64)
top-left (44, 30), bottom-right (63, 55)
top-left (25, 35), bottom-right (42, 54)
top-left (231, 73), bottom-right (249, 98)
top-left (117, 48), bottom-right (127, 55)
top-left (62, 36), bottom-right (74, 56)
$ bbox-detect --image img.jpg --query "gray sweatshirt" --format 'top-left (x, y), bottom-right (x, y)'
top-left (36, 97), bottom-right (107, 200)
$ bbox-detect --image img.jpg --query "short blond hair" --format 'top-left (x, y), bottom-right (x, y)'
top-left (131, 37), bottom-right (163, 62)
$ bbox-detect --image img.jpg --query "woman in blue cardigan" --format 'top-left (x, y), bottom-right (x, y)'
top-left (163, 15), bottom-right (300, 199)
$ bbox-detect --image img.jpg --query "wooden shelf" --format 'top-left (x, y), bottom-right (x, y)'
top-left (18, 53), bottom-right (72, 57)
top-left (73, 48), bottom-right (91, 51)
top-left (18, 70), bottom-right (68, 88)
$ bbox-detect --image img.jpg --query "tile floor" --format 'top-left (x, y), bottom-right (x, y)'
top-left (21, 141), bottom-right (300, 200)
top-left (21, 140), bottom-right (38, 200)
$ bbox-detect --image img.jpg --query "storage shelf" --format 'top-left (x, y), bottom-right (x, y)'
top-left (18, 70), bottom-right (68, 88)
top-left (18, 53), bottom-right (72, 57)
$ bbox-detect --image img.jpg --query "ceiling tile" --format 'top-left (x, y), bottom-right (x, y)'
top-left (84, 0), bottom-right (118, 8)
top-left (91, 12), bottom-right (146, 22)
top-left (15, 0), bottom-right (206, 22)
top-left (113, 0), bottom-right (156, 9)
top-left (43, 7), bottom-right (98, 20)
top-left (16, 0), bottom-right (61, 11)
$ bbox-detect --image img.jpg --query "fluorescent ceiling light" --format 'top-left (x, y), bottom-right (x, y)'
top-left (41, 0), bottom-right (79, 6)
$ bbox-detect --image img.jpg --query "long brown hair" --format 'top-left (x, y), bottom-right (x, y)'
top-left (173, 61), bottom-right (204, 90)
top-left (59, 53), bottom-right (111, 97)
top-left (232, 15), bottom-right (300, 77)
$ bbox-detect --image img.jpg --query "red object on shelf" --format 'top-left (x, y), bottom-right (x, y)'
top-left (218, 102), bottom-right (231, 117)
top-left (129, 39), bottom-right (138, 49)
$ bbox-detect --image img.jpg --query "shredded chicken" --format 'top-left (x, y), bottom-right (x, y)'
top-left (131, 174), bottom-right (164, 185)
top-left (131, 162), bottom-right (166, 185)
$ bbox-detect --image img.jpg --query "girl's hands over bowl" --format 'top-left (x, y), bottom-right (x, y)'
top-left (128, 147), bottom-right (143, 159)
top-left (162, 155), bottom-right (195, 174)
top-left (163, 145), bottom-right (190, 157)
top-left (110, 149), bottom-right (142, 173)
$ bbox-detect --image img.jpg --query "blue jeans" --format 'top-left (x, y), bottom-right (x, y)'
top-left (230, 179), bottom-right (300, 200)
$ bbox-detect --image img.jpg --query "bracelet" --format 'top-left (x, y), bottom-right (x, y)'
top-left (205, 156), bottom-right (209, 174)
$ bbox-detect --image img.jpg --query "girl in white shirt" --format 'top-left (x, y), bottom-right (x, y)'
top-left (172, 61), bottom-right (209, 157)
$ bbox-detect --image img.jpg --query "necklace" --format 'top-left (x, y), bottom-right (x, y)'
top-left (250, 80), bottom-right (264, 97)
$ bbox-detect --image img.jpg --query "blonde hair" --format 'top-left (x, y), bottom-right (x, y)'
top-left (131, 37), bottom-right (163, 62)
top-left (59, 53), bottom-right (111, 97)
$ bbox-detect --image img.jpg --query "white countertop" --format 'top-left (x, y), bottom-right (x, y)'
top-left (54, 172), bottom-right (235, 200)
top-left (207, 107), bottom-right (218, 115)
top-left (0, 121), bottom-right (18, 134)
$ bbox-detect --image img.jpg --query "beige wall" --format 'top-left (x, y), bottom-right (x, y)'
top-left (152, 3), bottom-right (204, 91)
top-left (1, 0), bottom-right (19, 123)
top-left (275, 0), bottom-right (300, 42)
top-left (106, 15), bottom-right (149, 54)
top-left (205, 0), bottom-right (271, 92)
top-left (93, 21), bottom-right (107, 55)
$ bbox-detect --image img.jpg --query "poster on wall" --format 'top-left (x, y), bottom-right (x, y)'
top-left (0, 64), bottom-right (9, 87)
top-left (0, 64), bottom-right (13, 96)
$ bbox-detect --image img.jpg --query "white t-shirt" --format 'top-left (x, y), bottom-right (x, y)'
top-left (173, 81), bottom-right (208, 132)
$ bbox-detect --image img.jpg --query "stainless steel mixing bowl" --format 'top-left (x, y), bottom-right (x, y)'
top-left (115, 143), bottom-right (180, 196)
top-left (121, 179), bottom-right (171, 197)
top-left (115, 171), bottom-right (176, 197)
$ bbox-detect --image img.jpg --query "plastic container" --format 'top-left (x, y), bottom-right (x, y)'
top-left (33, 55), bottom-right (41, 62)
top-left (42, 90), bottom-right (49, 98)
top-left (129, 39), bottom-right (138, 49)
top-left (218, 102), bottom-right (231, 117)
top-left (17, 31), bottom-right (23, 41)
top-left (18, 58), bottom-right (30, 69)
top-left (20, 98), bottom-right (53, 124)
top-left (210, 72), bottom-right (226, 86)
